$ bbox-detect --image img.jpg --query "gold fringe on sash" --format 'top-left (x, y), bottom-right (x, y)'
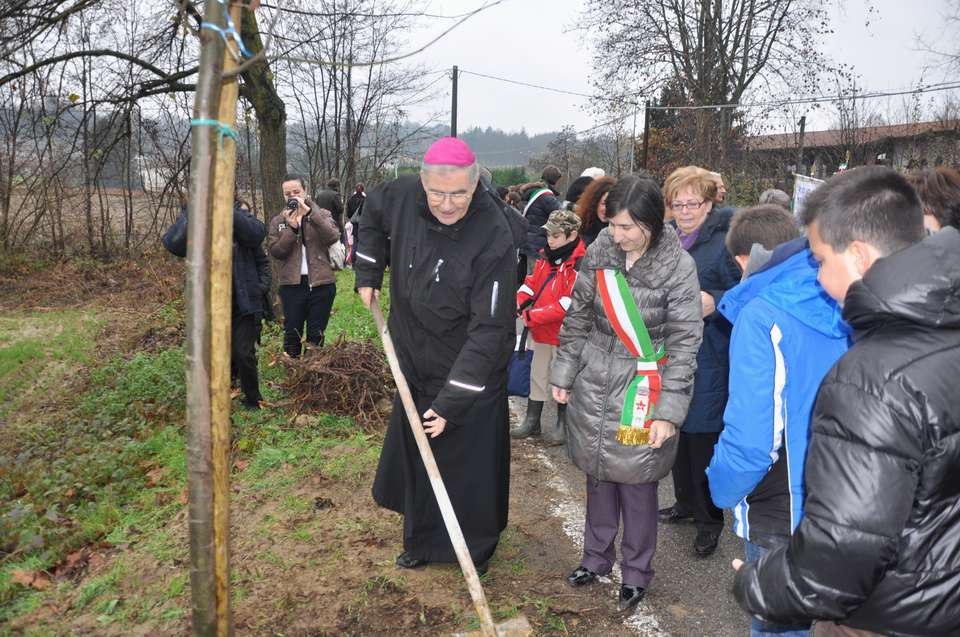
top-left (617, 426), bottom-right (650, 446)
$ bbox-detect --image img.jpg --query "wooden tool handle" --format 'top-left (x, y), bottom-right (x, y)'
top-left (369, 303), bottom-right (497, 637)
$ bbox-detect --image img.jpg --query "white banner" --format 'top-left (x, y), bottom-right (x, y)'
top-left (792, 174), bottom-right (826, 219)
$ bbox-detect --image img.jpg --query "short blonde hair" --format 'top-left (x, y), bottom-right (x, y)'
top-left (663, 166), bottom-right (718, 206)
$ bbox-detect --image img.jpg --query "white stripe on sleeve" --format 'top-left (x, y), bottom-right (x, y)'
top-left (449, 379), bottom-right (485, 392)
top-left (355, 251), bottom-right (377, 264)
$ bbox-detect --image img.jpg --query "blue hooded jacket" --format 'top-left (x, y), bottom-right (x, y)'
top-left (706, 244), bottom-right (849, 547)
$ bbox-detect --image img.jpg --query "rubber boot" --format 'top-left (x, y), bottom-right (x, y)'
top-left (544, 403), bottom-right (567, 447)
top-left (511, 400), bottom-right (543, 439)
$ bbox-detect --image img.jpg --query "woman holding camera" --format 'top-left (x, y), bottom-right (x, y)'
top-left (268, 174), bottom-right (341, 357)
top-left (550, 175), bottom-right (703, 612)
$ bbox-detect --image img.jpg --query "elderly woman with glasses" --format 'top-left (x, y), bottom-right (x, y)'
top-left (657, 166), bottom-right (742, 559)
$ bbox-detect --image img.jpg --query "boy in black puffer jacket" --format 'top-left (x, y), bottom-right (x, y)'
top-left (732, 166), bottom-right (960, 637)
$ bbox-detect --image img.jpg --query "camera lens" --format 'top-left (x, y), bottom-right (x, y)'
top-left (286, 198), bottom-right (298, 210)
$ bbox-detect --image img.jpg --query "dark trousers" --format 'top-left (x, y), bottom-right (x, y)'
top-left (581, 475), bottom-right (659, 587)
top-left (278, 276), bottom-right (336, 357)
top-left (232, 313), bottom-right (261, 406)
top-left (671, 431), bottom-right (724, 532)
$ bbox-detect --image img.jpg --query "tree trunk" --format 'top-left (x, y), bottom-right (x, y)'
top-left (240, 10), bottom-right (286, 218)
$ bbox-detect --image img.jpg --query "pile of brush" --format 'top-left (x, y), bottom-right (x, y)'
top-left (281, 335), bottom-right (394, 432)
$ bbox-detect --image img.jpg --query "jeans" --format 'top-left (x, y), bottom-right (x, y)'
top-left (745, 540), bottom-right (811, 637)
top-left (278, 276), bottom-right (336, 357)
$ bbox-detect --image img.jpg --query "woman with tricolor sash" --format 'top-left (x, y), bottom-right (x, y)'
top-left (549, 175), bottom-right (703, 612)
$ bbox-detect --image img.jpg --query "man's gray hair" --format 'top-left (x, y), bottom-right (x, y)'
top-left (759, 188), bottom-right (791, 209)
top-left (421, 161), bottom-right (480, 183)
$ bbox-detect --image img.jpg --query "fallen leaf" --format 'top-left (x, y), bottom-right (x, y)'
top-left (233, 459), bottom-right (250, 472)
top-left (64, 488), bottom-right (76, 498)
top-left (178, 488), bottom-right (189, 505)
top-left (31, 574), bottom-right (51, 590)
top-left (145, 467), bottom-right (167, 487)
top-left (10, 570), bottom-right (51, 590)
top-left (66, 550), bottom-right (86, 567)
top-left (10, 570), bottom-right (34, 587)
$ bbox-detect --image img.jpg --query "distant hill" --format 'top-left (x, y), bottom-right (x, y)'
top-left (405, 125), bottom-right (557, 167)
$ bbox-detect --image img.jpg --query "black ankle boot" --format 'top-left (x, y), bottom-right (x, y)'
top-left (511, 400), bottom-right (543, 438)
top-left (544, 403), bottom-right (567, 446)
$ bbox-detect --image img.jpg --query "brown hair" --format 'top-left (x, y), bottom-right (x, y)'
top-left (725, 205), bottom-right (800, 257)
top-left (663, 166), bottom-right (718, 208)
top-left (576, 176), bottom-right (616, 229)
top-left (906, 167), bottom-right (960, 229)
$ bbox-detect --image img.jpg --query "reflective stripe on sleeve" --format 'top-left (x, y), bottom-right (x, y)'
top-left (355, 251), bottom-right (377, 264)
top-left (449, 379), bottom-right (485, 392)
top-left (518, 284), bottom-right (534, 296)
top-left (559, 296), bottom-right (572, 311)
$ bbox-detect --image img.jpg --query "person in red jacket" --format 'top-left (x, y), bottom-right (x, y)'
top-left (513, 209), bottom-right (586, 444)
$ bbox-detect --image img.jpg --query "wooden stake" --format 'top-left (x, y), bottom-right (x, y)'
top-left (184, 1), bottom-right (226, 634)
top-left (210, 3), bottom-right (243, 635)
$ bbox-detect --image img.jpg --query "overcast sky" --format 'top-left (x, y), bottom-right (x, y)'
top-left (404, 0), bottom-right (955, 135)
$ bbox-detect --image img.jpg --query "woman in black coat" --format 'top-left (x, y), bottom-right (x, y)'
top-left (658, 166), bottom-right (741, 557)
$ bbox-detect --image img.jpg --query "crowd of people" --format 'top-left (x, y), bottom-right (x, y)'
top-left (164, 135), bottom-right (960, 635)
top-left (354, 137), bottom-right (960, 636)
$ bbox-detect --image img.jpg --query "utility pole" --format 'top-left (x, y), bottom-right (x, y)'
top-left (797, 115), bottom-right (807, 175)
top-left (641, 100), bottom-right (651, 169)
top-left (451, 65), bottom-right (458, 138)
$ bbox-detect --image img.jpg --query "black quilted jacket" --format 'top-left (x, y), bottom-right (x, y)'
top-left (733, 228), bottom-right (960, 637)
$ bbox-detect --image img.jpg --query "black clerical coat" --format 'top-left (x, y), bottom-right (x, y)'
top-left (354, 175), bottom-right (517, 564)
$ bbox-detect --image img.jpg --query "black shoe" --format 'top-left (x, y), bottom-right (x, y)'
top-left (694, 529), bottom-right (721, 557)
top-left (395, 551), bottom-right (428, 569)
top-left (511, 400), bottom-right (543, 439)
top-left (475, 561), bottom-right (489, 577)
top-left (658, 506), bottom-right (695, 524)
top-left (618, 584), bottom-right (646, 612)
top-left (566, 566), bottom-right (597, 587)
top-left (242, 399), bottom-right (262, 411)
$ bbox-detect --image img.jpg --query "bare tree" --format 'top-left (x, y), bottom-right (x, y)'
top-left (581, 0), bottom-right (837, 169)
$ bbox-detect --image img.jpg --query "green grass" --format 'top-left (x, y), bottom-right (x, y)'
top-left (0, 310), bottom-right (102, 418)
top-left (326, 269), bottom-right (390, 342)
top-left (0, 270), bottom-right (391, 629)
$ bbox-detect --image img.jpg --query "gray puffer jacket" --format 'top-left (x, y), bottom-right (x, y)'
top-left (550, 227), bottom-right (703, 484)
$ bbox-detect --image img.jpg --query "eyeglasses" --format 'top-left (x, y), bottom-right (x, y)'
top-left (426, 190), bottom-right (470, 204)
top-left (670, 200), bottom-right (705, 212)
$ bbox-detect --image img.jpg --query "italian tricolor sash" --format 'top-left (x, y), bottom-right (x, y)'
top-left (596, 269), bottom-right (666, 446)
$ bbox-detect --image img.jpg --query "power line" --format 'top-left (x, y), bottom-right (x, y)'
top-left (258, 3), bottom-right (494, 20)
top-left (452, 67), bottom-right (960, 113)
top-left (458, 68), bottom-right (640, 104)
top-left (649, 81), bottom-right (960, 111)
top-left (273, 0), bottom-right (508, 69)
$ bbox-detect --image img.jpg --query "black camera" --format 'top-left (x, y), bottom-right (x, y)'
top-left (286, 198), bottom-right (299, 210)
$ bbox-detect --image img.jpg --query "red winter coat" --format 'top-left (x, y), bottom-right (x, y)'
top-left (516, 239), bottom-right (586, 345)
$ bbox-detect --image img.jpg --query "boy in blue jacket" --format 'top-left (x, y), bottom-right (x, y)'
top-left (706, 205), bottom-right (849, 637)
